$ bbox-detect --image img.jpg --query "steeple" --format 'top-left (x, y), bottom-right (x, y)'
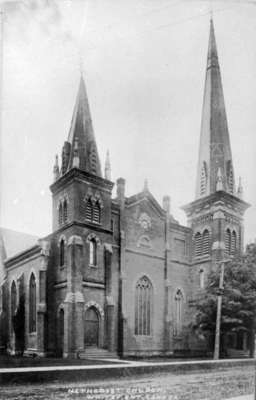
top-left (61, 75), bottom-right (102, 177)
top-left (195, 18), bottom-right (235, 199)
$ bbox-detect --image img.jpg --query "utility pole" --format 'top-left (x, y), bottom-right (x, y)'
top-left (0, 6), bottom-right (3, 227)
top-left (213, 261), bottom-right (225, 360)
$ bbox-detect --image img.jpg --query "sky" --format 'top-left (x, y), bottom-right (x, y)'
top-left (1, 0), bottom-right (256, 245)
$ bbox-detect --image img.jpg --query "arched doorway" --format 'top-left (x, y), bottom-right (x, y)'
top-left (84, 307), bottom-right (99, 347)
top-left (58, 309), bottom-right (64, 357)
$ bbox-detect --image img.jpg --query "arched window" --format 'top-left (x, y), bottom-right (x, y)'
top-left (60, 239), bottom-right (65, 267)
top-left (93, 201), bottom-right (101, 224)
top-left (11, 281), bottom-right (17, 330)
top-left (194, 232), bottom-right (202, 257)
top-left (89, 238), bottom-right (97, 266)
top-left (58, 202), bottom-right (63, 225)
top-left (29, 273), bottom-right (36, 333)
top-left (199, 269), bottom-right (205, 289)
top-left (231, 231), bottom-right (237, 255)
top-left (86, 199), bottom-right (93, 221)
top-left (225, 229), bottom-right (231, 255)
top-left (174, 289), bottom-right (184, 336)
top-left (202, 229), bottom-right (210, 255)
top-left (135, 276), bottom-right (152, 336)
top-left (63, 199), bottom-right (68, 223)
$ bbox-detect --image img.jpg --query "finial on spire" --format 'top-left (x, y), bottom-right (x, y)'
top-left (72, 137), bottom-right (80, 168)
top-left (104, 150), bottom-right (111, 180)
top-left (216, 167), bottom-right (224, 191)
top-left (237, 176), bottom-right (243, 199)
top-left (53, 154), bottom-right (60, 181)
top-left (143, 179), bottom-right (149, 192)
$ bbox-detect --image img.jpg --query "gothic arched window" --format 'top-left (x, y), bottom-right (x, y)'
top-left (202, 229), bottom-right (210, 255)
top-left (93, 201), bottom-right (101, 224)
top-left (29, 273), bottom-right (37, 333)
top-left (231, 231), bottom-right (237, 255)
top-left (63, 199), bottom-right (68, 223)
top-left (194, 232), bottom-right (202, 257)
top-left (11, 281), bottom-right (17, 330)
top-left (225, 229), bottom-right (232, 255)
top-left (89, 238), bottom-right (97, 266)
top-left (60, 238), bottom-right (65, 267)
top-left (90, 146), bottom-right (97, 175)
top-left (199, 269), bottom-right (205, 289)
top-left (174, 289), bottom-right (184, 336)
top-left (135, 276), bottom-right (152, 336)
top-left (86, 199), bottom-right (93, 221)
top-left (58, 202), bottom-right (63, 225)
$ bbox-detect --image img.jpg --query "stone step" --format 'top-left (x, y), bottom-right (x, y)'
top-left (78, 348), bottom-right (119, 360)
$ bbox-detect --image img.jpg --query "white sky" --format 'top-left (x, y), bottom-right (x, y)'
top-left (1, 0), bottom-right (256, 245)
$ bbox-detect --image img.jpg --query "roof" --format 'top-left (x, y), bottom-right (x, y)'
top-left (0, 227), bottom-right (39, 261)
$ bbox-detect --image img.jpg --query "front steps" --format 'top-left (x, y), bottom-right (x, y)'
top-left (78, 347), bottom-right (119, 360)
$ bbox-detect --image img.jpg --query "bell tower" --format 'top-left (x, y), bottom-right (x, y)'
top-left (50, 75), bottom-right (114, 233)
top-left (183, 19), bottom-right (249, 264)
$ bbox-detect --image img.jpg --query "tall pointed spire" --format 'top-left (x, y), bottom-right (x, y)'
top-left (62, 75), bottom-right (102, 177)
top-left (195, 18), bottom-right (235, 199)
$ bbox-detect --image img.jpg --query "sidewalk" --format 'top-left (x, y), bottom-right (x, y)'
top-left (227, 396), bottom-right (253, 400)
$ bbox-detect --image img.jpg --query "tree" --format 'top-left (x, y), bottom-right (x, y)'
top-left (193, 243), bottom-right (256, 357)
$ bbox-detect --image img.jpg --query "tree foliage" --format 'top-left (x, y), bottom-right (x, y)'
top-left (193, 243), bottom-right (256, 354)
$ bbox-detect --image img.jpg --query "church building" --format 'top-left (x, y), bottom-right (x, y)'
top-left (0, 19), bottom-right (250, 358)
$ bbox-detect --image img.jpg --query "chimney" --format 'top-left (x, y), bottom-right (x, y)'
top-left (116, 178), bottom-right (125, 203)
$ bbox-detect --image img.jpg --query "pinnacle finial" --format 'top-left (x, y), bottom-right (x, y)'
top-left (216, 167), bottom-right (224, 191)
top-left (237, 176), bottom-right (243, 199)
top-left (53, 154), bottom-right (60, 181)
top-left (104, 150), bottom-right (111, 180)
top-left (143, 179), bottom-right (149, 192)
top-left (72, 137), bottom-right (80, 168)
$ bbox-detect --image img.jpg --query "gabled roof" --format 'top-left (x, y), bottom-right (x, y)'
top-left (0, 227), bottom-right (39, 285)
top-left (126, 188), bottom-right (165, 217)
top-left (0, 227), bottom-right (39, 260)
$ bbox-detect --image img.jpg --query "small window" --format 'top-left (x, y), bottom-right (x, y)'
top-left (11, 281), bottom-right (17, 331)
top-left (175, 238), bottom-right (186, 256)
top-left (59, 202), bottom-right (63, 225)
top-left (60, 239), bottom-right (65, 267)
top-left (199, 269), bottom-right (204, 289)
top-left (174, 289), bottom-right (184, 336)
top-left (231, 231), bottom-right (237, 255)
top-left (89, 238), bottom-right (97, 266)
top-left (63, 199), bottom-right (68, 223)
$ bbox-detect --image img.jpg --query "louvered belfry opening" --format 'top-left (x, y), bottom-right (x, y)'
top-left (202, 229), bottom-right (210, 255)
top-left (86, 199), bottom-right (93, 221)
top-left (225, 229), bottom-right (232, 255)
top-left (195, 232), bottom-right (202, 257)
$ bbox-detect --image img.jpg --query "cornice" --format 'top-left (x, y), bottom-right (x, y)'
top-left (50, 168), bottom-right (114, 194)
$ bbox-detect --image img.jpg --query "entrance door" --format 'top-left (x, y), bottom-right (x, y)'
top-left (84, 307), bottom-right (99, 347)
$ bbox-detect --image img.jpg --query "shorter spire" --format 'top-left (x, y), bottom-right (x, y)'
top-left (53, 154), bottom-right (60, 181)
top-left (237, 177), bottom-right (243, 199)
top-left (72, 137), bottom-right (80, 168)
top-left (216, 167), bottom-right (224, 191)
top-left (143, 179), bottom-right (149, 192)
top-left (104, 150), bottom-right (111, 180)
